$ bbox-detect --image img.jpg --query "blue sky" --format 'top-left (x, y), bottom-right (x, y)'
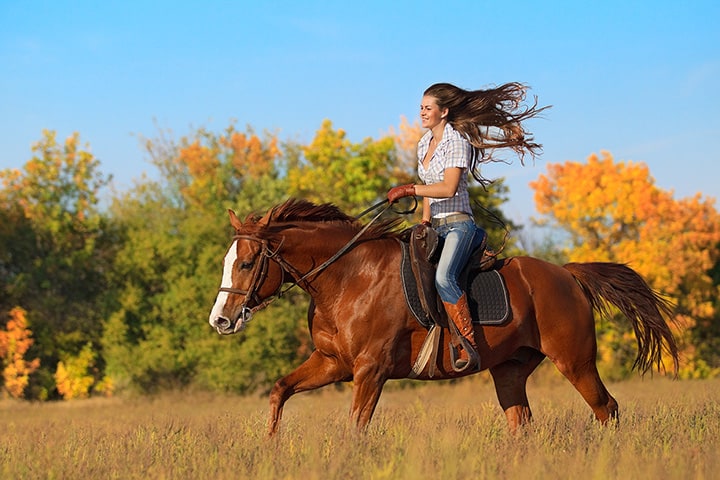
top-left (1, 1), bottom-right (718, 226)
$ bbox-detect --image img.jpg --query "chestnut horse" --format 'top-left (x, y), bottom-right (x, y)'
top-left (208, 198), bottom-right (679, 435)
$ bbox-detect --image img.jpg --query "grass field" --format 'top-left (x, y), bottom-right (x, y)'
top-left (1, 374), bottom-right (718, 479)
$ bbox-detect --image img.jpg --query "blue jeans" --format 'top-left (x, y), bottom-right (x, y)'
top-left (434, 220), bottom-right (486, 304)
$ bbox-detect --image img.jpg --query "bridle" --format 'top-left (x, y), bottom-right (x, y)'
top-left (217, 235), bottom-right (290, 330)
top-left (216, 198), bottom-right (414, 331)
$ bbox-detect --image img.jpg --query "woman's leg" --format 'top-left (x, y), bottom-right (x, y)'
top-left (435, 221), bottom-right (485, 371)
top-left (435, 221), bottom-right (483, 302)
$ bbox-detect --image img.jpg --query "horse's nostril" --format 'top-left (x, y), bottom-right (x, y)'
top-left (214, 316), bottom-right (231, 330)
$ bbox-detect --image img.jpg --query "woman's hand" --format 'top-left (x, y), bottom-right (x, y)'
top-left (387, 184), bottom-right (416, 203)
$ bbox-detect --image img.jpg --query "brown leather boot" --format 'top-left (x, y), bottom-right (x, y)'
top-left (443, 293), bottom-right (480, 372)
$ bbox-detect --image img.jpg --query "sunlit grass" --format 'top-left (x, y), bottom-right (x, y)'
top-left (1, 377), bottom-right (718, 479)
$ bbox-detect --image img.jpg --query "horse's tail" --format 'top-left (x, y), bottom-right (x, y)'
top-left (563, 262), bottom-right (679, 376)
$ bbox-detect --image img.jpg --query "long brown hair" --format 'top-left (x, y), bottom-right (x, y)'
top-left (424, 82), bottom-right (550, 183)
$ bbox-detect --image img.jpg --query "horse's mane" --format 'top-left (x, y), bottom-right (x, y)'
top-left (243, 198), bottom-right (406, 240)
top-left (271, 198), bottom-right (356, 223)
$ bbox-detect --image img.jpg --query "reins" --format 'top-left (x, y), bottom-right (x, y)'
top-left (294, 201), bottom-right (392, 284)
top-left (225, 197), bottom-right (418, 318)
top-left (357, 197), bottom-right (418, 219)
top-left (296, 197), bottom-right (416, 282)
top-left (281, 197), bottom-right (418, 289)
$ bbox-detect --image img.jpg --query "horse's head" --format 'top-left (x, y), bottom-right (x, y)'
top-left (208, 209), bottom-right (285, 335)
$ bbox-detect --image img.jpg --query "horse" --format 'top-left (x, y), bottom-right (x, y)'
top-left (208, 198), bottom-right (679, 435)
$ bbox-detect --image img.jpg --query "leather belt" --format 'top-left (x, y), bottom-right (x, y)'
top-left (431, 213), bottom-right (473, 228)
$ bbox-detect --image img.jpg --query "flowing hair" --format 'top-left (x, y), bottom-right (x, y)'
top-left (424, 82), bottom-right (550, 184)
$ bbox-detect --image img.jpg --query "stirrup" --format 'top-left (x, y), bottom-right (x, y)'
top-left (449, 338), bottom-right (480, 373)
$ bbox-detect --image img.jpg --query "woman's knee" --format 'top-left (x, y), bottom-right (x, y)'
top-left (435, 275), bottom-right (461, 303)
top-left (435, 274), bottom-right (452, 292)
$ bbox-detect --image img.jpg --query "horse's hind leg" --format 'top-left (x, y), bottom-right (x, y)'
top-left (564, 366), bottom-right (618, 424)
top-left (490, 349), bottom-right (546, 432)
top-left (549, 349), bottom-right (618, 424)
top-left (267, 350), bottom-right (349, 436)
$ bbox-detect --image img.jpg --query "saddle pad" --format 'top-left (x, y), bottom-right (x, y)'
top-left (400, 242), bottom-right (510, 327)
top-left (465, 270), bottom-right (510, 325)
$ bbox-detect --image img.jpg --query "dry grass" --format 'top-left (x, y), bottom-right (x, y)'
top-left (1, 375), bottom-right (718, 479)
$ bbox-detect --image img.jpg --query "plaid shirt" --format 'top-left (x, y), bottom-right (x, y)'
top-left (417, 123), bottom-right (473, 217)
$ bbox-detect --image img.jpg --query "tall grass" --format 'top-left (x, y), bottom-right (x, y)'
top-left (1, 376), bottom-right (718, 479)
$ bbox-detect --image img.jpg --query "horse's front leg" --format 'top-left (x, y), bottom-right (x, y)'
top-left (268, 350), bottom-right (348, 436)
top-left (349, 355), bottom-right (387, 430)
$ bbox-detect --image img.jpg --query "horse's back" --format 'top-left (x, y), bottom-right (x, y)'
top-left (496, 255), bottom-right (579, 291)
top-left (496, 256), bottom-right (594, 332)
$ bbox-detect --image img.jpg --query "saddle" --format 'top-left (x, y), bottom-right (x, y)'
top-left (400, 224), bottom-right (511, 377)
top-left (402, 223), bottom-right (510, 329)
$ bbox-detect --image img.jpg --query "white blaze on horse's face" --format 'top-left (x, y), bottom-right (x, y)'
top-left (208, 239), bottom-right (238, 332)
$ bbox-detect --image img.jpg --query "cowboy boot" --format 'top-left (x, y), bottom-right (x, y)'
top-left (443, 293), bottom-right (480, 371)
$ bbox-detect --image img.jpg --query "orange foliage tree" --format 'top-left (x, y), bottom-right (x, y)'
top-left (0, 307), bottom-right (40, 399)
top-left (143, 124), bottom-right (282, 212)
top-left (531, 151), bottom-right (720, 378)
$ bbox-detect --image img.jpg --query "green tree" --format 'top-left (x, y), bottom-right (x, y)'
top-left (286, 119), bottom-right (399, 215)
top-left (102, 124), bottom-right (308, 394)
top-left (468, 181), bottom-right (522, 256)
top-left (0, 130), bottom-right (116, 398)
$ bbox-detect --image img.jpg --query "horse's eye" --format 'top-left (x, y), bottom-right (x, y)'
top-left (240, 261), bottom-right (254, 270)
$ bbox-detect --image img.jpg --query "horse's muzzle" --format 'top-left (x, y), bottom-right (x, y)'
top-left (211, 307), bottom-right (253, 335)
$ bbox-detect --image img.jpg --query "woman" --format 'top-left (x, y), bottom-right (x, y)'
top-left (387, 82), bottom-right (547, 372)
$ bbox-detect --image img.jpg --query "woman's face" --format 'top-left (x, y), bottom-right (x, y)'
top-left (420, 95), bottom-right (447, 130)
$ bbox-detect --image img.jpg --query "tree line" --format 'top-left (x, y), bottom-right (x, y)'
top-left (1, 121), bottom-right (718, 400)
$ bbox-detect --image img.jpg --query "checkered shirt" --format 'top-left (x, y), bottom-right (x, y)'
top-left (417, 123), bottom-right (473, 217)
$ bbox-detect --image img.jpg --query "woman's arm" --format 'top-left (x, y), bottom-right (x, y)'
top-left (414, 167), bottom-right (463, 199)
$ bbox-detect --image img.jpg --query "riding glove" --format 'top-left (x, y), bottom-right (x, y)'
top-left (387, 184), bottom-right (416, 203)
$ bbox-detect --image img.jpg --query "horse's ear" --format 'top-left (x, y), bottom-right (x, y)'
top-left (228, 209), bottom-right (243, 231)
top-left (257, 209), bottom-right (272, 227)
